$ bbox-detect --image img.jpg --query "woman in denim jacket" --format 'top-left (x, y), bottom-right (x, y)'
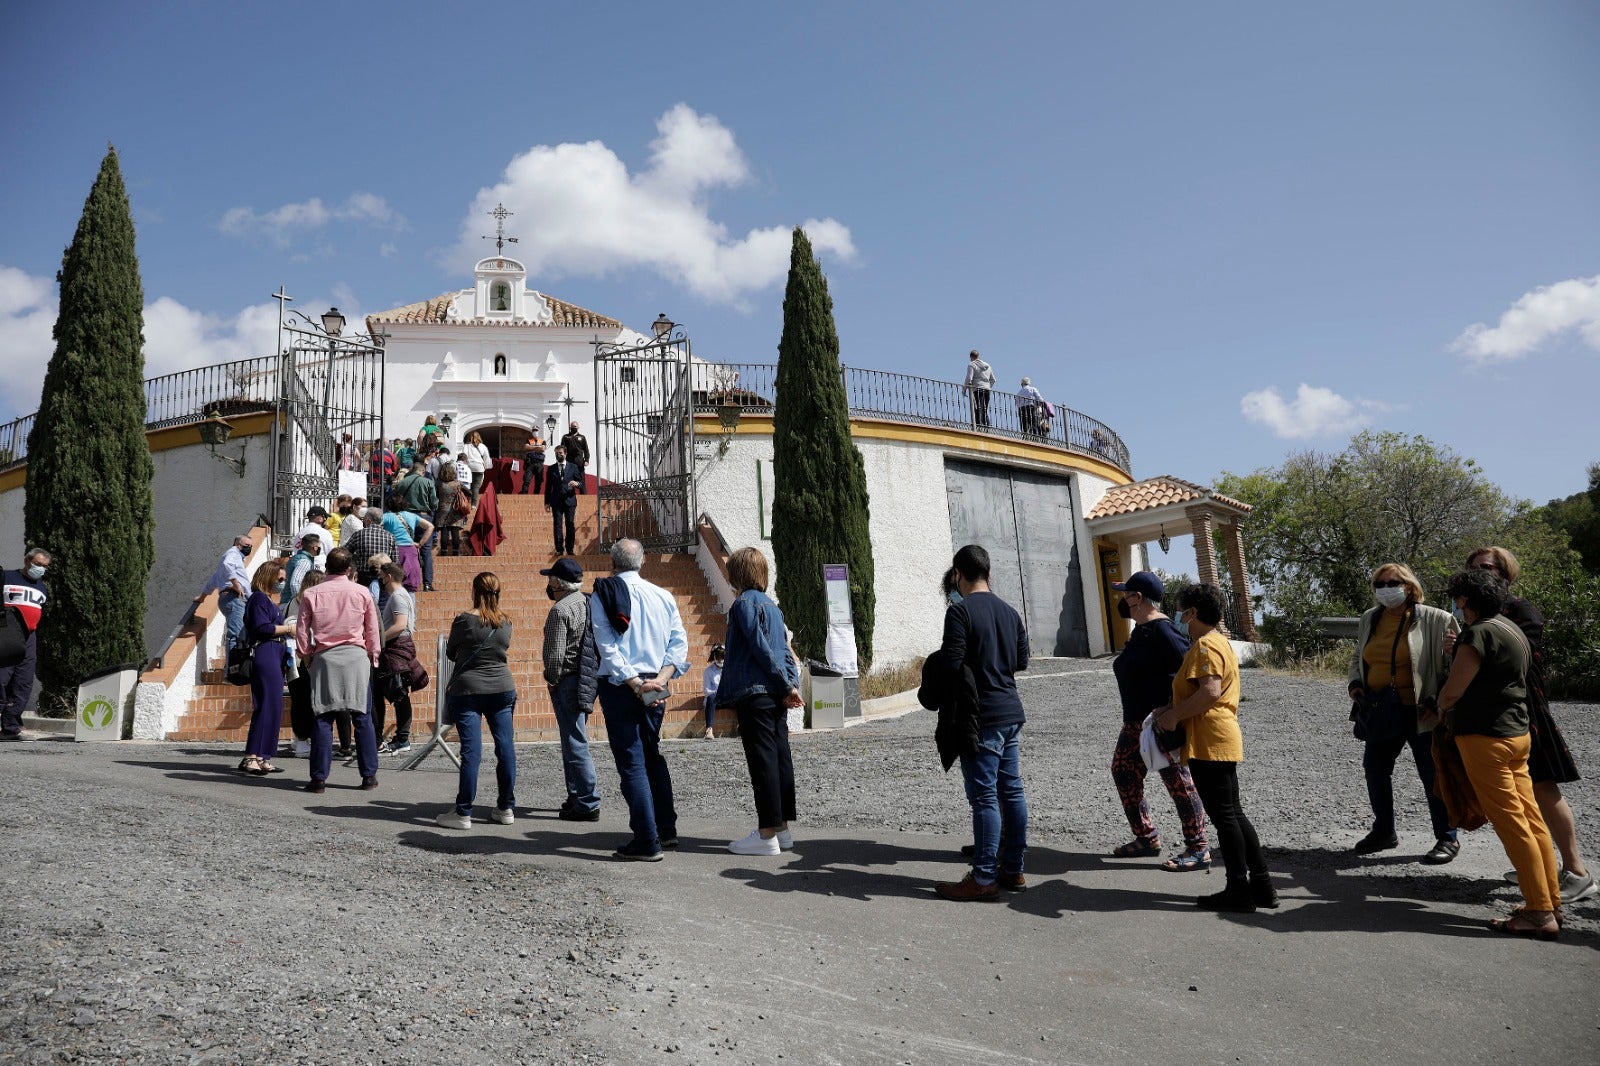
top-left (718, 547), bottom-right (803, 856)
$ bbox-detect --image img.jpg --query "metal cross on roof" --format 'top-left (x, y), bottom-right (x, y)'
top-left (482, 203), bottom-right (520, 254)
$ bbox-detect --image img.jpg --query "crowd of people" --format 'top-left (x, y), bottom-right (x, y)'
top-left (187, 522), bottom-right (1589, 936)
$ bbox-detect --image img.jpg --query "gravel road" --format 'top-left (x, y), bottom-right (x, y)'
top-left (1, 663), bottom-right (1595, 1065)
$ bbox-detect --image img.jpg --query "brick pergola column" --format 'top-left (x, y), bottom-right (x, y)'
top-left (1222, 520), bottom-right (1261, 641)
top-left (1186, 506), bottom-right (1220, 586)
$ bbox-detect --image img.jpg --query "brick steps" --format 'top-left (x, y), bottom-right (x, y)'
top-left (168, 494), bottom-right (727, 744)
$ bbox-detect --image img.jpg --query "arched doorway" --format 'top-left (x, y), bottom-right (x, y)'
top-left (466, 424), bottom-right (530, 460)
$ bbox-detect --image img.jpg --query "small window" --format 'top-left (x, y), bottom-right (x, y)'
top-left (619, 365), bottom-right (637, 383)
top-left (493, 354), bottom-right (507, 376)
top-left (490, 281), bottom-right (510, 312)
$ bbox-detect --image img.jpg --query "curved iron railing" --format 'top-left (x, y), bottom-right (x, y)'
top-left (0, 355), bottom-right (282, 471)
top-left (0, 355), bottom-right (1135, 477)
top-left (689, 362), bottom-right (1132, 474)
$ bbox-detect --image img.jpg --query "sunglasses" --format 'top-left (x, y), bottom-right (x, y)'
top-left (1373, 580), bottom-right (1405, 589)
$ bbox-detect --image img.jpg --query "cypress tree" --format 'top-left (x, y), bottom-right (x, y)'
top-left (24, 146), bottom-right (154, 714)
top-left (771, 227), bottom-right (875, 669)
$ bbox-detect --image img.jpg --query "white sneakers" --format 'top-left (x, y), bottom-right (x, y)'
top-left (435, 811), bottom-right (472, 831)
top-left (776, 828), bottom-right (794, 851)
top-left (728, 829), bottom-right (781, 856)
top-left (1505, 866), bottom-right (1599, 904)
top-left (489, 808), bottom-right (515, 825)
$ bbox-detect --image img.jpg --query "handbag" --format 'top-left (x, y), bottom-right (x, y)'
top-left (225, 643), bottom-right (254, 686)
top-left (1155, 718), bottom-right (1186, 753)
top-left (454, 487), bottom-right (472, 518)
top-left (1353, 610), bottom-right (1411, 743)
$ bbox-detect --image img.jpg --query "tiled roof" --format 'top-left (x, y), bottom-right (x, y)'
top-left (366, 291), bottom-right (622, 330)
top-left (1086, 475), bottom-right (1253, 520)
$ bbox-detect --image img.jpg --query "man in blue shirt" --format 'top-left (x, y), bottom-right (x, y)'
top-left (935, 543), bottom-right (1030, 901)
top-left (198, 536), bottom-right (252, 649)
top-left (590, 538), bottom-right (691, 861)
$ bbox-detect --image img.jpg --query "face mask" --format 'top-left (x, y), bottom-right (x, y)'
top-left (273, 581), bottom-right (287, 593)
top-left (1451, 603), bottom-right (1466, 624)
top-left (27, 565), bottom-right (46, 580)
top-left (1116, 598), bottom-right (1132, 619)
top-left (1374, 586), bottom-right (1408, 609)
top-left (1173, 610), bottom-right (1191, 630)
top-left (546, 586), bottom-right (561, 602)
top-left (947, 589), bottom-right (963, 606)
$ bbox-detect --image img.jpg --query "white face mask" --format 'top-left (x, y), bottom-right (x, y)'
top-left (1374, 586), bottom-right (1408, 609)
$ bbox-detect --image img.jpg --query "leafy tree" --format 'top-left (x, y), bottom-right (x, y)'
top-left (770, 227), bottom-right (875, 669)
top-left (23, 147), bottom-right (154, 715)
top-left (1215, 431), bottom-right (1509, 614)
top-left (1535, 461), bottom-right (1600, 574)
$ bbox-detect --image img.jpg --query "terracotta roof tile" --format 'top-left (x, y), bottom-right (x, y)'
top-left (366, 291), bottom-right (622, 330)
top-left (1086, 475), bottom-right (1252, 521)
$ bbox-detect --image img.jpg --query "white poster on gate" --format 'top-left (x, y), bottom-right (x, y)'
top-left (338, 470), bottom-right (368, 501)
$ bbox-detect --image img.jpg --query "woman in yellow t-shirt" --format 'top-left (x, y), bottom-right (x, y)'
top-left (1156, 584), bottom-right (1275, 913)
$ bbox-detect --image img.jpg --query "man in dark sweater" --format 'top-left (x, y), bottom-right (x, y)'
top-left (1108, 570), bottom-right (1210, 871)
top-left (935, 544), bottom-right (1030, 901)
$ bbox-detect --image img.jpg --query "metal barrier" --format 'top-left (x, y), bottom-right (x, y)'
top-left (688, 362), bottom-right (1132, 474)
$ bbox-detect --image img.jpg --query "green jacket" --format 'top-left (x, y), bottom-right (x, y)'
top-left (394, 472), bottom-right (438, 516)
top-left (1347, 603), bottom-right (1458, 732)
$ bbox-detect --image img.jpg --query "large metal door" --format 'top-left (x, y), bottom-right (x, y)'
top-left (592, 328), bottom-right (696, 551)
top-left (944, 459), bottom-right (1088, 656)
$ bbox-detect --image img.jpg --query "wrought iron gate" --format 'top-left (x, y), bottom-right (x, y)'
top-left (592, 328), bottom-right (695, 551)
top-left (269, 323), bottom-right (385, 548)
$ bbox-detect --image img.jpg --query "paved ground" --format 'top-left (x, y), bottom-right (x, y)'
top-left (2, 663), bottom-right (1596, 1065)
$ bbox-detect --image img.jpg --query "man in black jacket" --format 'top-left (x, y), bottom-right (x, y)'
top-left (544, 445), bottom-right (582, 555)
top-left (934, 544), bottom-right (1030, 902)
top-left (560, 422), bottom-right (590, 494)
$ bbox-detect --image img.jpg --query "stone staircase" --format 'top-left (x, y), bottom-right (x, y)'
top-left (168, 492), bottom-right (726, 743)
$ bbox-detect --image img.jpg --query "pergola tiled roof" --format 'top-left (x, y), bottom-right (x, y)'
top-left (1086, 475), bottom-right (1252, 521)
top-left (366, 291), bottom-right (622, 330)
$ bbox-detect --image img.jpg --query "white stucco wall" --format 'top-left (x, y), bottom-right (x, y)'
top-left (692, 423), bottom-right (1136, 668)
top-left (0, 431), bottom-right (277, 660)
top-left (692, 428), bottom-right (953, 670)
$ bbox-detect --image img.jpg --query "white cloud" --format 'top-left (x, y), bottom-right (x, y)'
top-left (0, 263), bottom-right (358, 422)
top-left (1240, 384), bottom-right (1372, 440)
top-left (219, 192), bottom-right (404, 248)
top-left (1452, 274), bottom-right (1600, 363)
top-left (452, 104), bottom-right (856, 305)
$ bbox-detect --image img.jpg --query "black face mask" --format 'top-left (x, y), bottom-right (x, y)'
top-left (546, 586), bottom-right (561, 602)
top-left (1116, 598), bottom-right (1132, 620)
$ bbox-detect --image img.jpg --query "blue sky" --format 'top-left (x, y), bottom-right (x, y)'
top-left (2, 2), bottom-right (1597, 506)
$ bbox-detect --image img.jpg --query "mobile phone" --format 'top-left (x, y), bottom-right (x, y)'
top-left (638, 686), bottom-right (669, 707)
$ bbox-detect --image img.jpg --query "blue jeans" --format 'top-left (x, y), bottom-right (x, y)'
top-left (551, 675), bottom-right (599, 812)
top-left (418, 531), bottom-right (435, 588)
top-left (310, 711), bottom-right (378, 782)
top-left (1364, 729), bottom-right (1458, 843)
top-left (219, 592), bottom-right (246, 649)
top-left (598, 677), bottom-right (676, 847)
top-left (451, 690), bottom-right (518, 817)
top-left (958, 722), bottom-right (1028, 883)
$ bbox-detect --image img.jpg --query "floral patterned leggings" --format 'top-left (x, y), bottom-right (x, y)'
top-left (1111, 722), bottom-right (1209, 849)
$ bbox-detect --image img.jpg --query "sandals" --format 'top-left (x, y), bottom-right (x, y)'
top-left (1113, 838), bottom-right (1162, 858)
top-left (237, 756), bottom-right (263, 775)
top-left (250, 761), bottom-right (283, 776)
top-left (1488, 913), bottom-right (1559, 941)
top-left (1162, 848), bottom-right (1212, 872)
